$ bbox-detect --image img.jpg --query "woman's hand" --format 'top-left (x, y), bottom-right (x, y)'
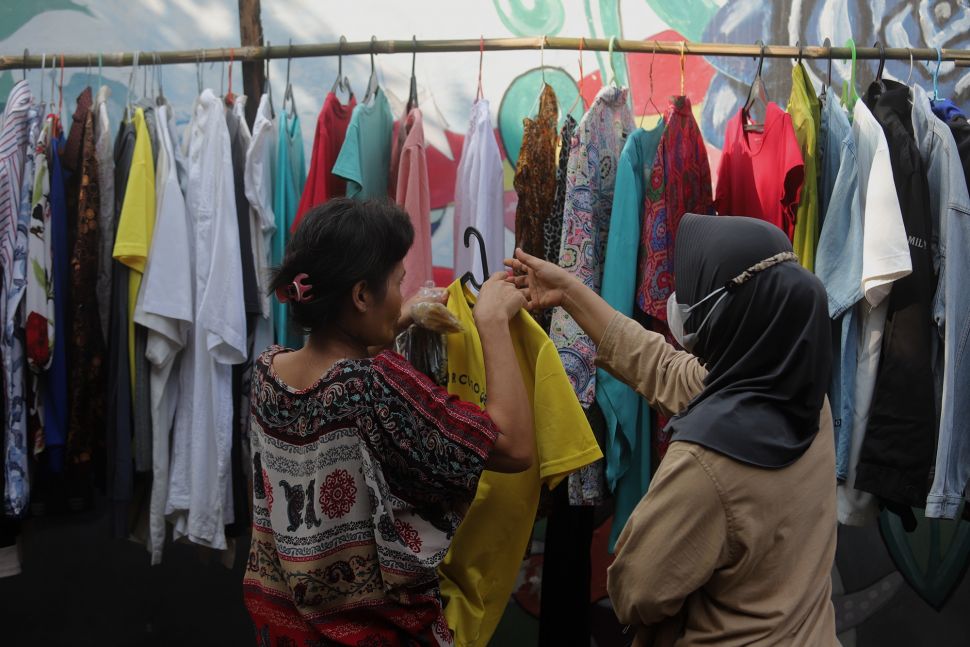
top-left (474, 272), bottom-right (527, 325)
top-left (505, 248), bottom-right (576, 311)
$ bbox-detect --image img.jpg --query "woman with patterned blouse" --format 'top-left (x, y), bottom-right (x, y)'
top-left (244, 198), bottom-right (534, 646)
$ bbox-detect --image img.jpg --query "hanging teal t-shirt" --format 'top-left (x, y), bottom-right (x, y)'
top-left (595, 123), bottom-right (664, 551)
top-left (333, 87), bottom-right (393, 198)
top-left (273, 109), bottom-right (307, 349)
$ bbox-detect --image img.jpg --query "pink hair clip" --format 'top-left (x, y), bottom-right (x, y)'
top-left (275, 273), bottom-right (314, 304)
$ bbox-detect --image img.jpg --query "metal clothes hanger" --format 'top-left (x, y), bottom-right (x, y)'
top-left (476, 35), bottom-right (485, 102)
top-left (363, 35), bottom-right (380, 104)
top-left (906, 48), bottom-right (914, 85)
top-left (743, 40), bottom-right (769, 132)
top-left (330, 36), bottom-right (353, 100)
top-left (460, 226), bottom-right (489, 290)
top-left (639, 40), bottom-right (662, 121)
top-left (819, 37), bottom-right (832, 100)
top-left (933, 47), bottom-right (942, 100)
top-left (841, 38), bottom-right (859, 111)
top-left (679, 40), bottom-right (686, 97)
top-left (566, 36), bottom-right (585, 116)
top-left (22, 49), bottom-right (28, 82)
top-left (528, 35), bottom-right (548, 116)
top-left (196, 50), bottom-right (205, 95)
top-left (263, 40), bottom-right (275, 118)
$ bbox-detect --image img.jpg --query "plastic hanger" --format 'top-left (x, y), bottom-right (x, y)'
top-left (283, 40), bottom-right (296, 118)
top-left (906, 48), bottom-right (914, 85)
top-left (566, 36), bottom-right (585, 116)
top-left (607, 36), bottom-right (618, 87)
top-left (196, 50), bottom-right (205, 95)
top-left (330, 36), bottom-right (353, 100)
top-left (363, 35), bottom-right (380, 104)
top-left (872, 41), bottom-right (886, 92)
top-left (460, 227), bottom-right (489, 290)
top-left (743, 40), bottom-right (769, 132)
top-left (840, 38), bottom-right (859, 111)
top-left (155, 52), bottom-right (166, 105)
top-left (407, 35), bottom-right (419, 112)
top-left (528, 35), bottom-right (548, 116)
top-left (933, 47), bottom-right (942, 100)
top-left (263, 40), bottom-right (275, 118)
top-left (126, 50), bottom-right (140, 119)
top-left (476, 35), bottom-right (485, 102)
top-left (22, 49), bottom-right (28, 82)
top-left (639, 40), bottom-right (662, 121)
top-left (819, 37), bottom-right (832, 100)
top-left (39, 54), bottom-right (46, 110)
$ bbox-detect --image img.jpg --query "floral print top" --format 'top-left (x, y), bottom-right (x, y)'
top-left (245, 347), bottom-right (497, 647)
top-left (549, 86), bottom-right (635, 406)
top-left (514, 83), bottom-right (559, 259)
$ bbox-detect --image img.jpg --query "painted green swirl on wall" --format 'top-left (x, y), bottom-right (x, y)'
top-left (642, 0), bottom-right (719, 41)
top-left (498, 67), bottom-right (582, 167)
top-left (0, 0), bottom-right (93, 41)
top-left (492, 0), bottom-right (565, 37)
top-left (584, 0), bottom-right (628, 89)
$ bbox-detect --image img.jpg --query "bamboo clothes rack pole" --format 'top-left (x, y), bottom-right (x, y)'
top-left (2, 36), bottom-right (970, 70)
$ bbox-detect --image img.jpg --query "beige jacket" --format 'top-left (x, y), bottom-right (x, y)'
top-left (596, 313), bottom-right (838, 647)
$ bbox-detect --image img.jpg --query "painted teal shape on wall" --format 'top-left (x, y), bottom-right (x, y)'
top-left (0, 0), bottom-right (93, 41)
top-left (492, 0), bottom-right (566, 37)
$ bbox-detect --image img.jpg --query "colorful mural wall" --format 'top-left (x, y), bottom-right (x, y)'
top-left (2, 1), bottom-right (969, 644)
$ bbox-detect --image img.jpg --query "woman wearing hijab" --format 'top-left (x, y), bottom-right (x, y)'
top-left (508, 214), bottom-right (837, 646)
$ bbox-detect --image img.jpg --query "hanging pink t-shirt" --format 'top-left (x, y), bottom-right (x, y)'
top-left (396, 108), bottom-right (433, 299)
top-left (714, 102), bottom-right (804, 239)
top-left (292, 91), bottom-right (355, 232)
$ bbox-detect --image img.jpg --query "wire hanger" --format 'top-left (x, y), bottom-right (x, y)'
top-left (906, 48), bottom-right (914, 85)
top-left (528, 36), bottom-right (548, 116)
top-left (460, 226), bottom-right (489, 290)
top-left (283, 39), bottom-right (296, 117)
top-left (196, 50), bottom-right (204, 95)
top-left (21, 49), bottom-right (28, 82)
top-left (639, 40), bottom-right (662, 122)
top-left (607, 36), bottom-right (618, 87)
top-left (363, 35), bottom-right (380, 104)
top-left (156, 52), bottom-right (166, 105)
top-left (933, 47), bottom-right (942, 100)
top-left (566, 36), bottom-right (585, 116)
top-left (743, 40), bottom-right (769, 132)
top-left (476, 35), bottom-right (485, 102)
top-left (679, 40), bottom-right (686, 97)
top-left (841, 38), bottom-right (859, 111)
top-left (872, 41), bottom-right (886, 92)
top-left (225, 47), bottom-right (237, 106)
top-left (126, 50), bottom-right (140, 118)
top-left (406, 35), bottom-right (419, 112)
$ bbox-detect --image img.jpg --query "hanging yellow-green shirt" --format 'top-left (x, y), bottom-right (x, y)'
top-left (789, 62), bottom-right (821, 271)
top-left (112, 107), bottom-right (156, 390)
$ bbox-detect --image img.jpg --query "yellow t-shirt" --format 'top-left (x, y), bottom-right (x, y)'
top-left (112, 107), bottom-right (156, 389)
top-left (438, 280), bottom-right (602, 646)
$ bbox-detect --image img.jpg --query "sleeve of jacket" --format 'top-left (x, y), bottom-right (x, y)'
top-left (607, 445), bottom-right (730, 630)
top-left (594, 312), bottom-right (708, 418)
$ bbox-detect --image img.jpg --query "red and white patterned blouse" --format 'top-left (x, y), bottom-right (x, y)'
top-left (244, 347), bottom-right (498, 646)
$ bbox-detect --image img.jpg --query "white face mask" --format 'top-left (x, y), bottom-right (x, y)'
top-left (667, 288), bottom-right (729, 353)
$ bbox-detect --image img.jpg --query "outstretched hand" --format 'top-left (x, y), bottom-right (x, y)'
top-left (505, 248), bottom-right (574, 311)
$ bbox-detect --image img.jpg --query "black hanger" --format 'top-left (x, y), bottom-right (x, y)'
top-left (796, 40), bottom-right (803, 66)
top-left (743, 40), bottom-right (769, 132)
top-left (873, 41), bottom-right (887, 91)
top-left (407, 35), bottom-right (419, 111)
top-left (460, 226), bottom-right (489, 290)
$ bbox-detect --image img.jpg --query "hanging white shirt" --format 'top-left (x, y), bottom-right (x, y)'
top-left (245, 93), bottom-right (277, 356)
top-left (166, 89), bottom-right (248, 550)
top-left (134, 102), bottom-right (194, 564)
top-left (837, 99), bottom-right (912, 526)
top-left (452, 99), bottom-right (504, 281)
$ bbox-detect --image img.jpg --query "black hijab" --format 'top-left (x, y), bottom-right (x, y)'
top-left (666, 214), bottom-right (832, 468)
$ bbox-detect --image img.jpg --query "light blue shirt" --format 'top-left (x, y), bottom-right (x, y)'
top-left (595, 123), bottom-right (664, 550)
top-left (333, 88), bottom-right (393, 199)
top-left (273, 110), bottom-right (306, 349)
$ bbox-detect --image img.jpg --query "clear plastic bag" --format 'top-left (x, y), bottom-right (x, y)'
top-left (410, 282), bottom-right (463, 334)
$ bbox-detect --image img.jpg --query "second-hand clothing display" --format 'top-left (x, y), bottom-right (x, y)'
top-left (514, 83), bottom-right (559, 260)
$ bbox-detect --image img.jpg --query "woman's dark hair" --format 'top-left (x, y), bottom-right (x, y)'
top-left (270, 198), bottom-right (414, 333)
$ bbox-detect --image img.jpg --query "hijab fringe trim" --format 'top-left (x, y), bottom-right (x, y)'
top-left (724, 252), bottom-right (799, 293)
